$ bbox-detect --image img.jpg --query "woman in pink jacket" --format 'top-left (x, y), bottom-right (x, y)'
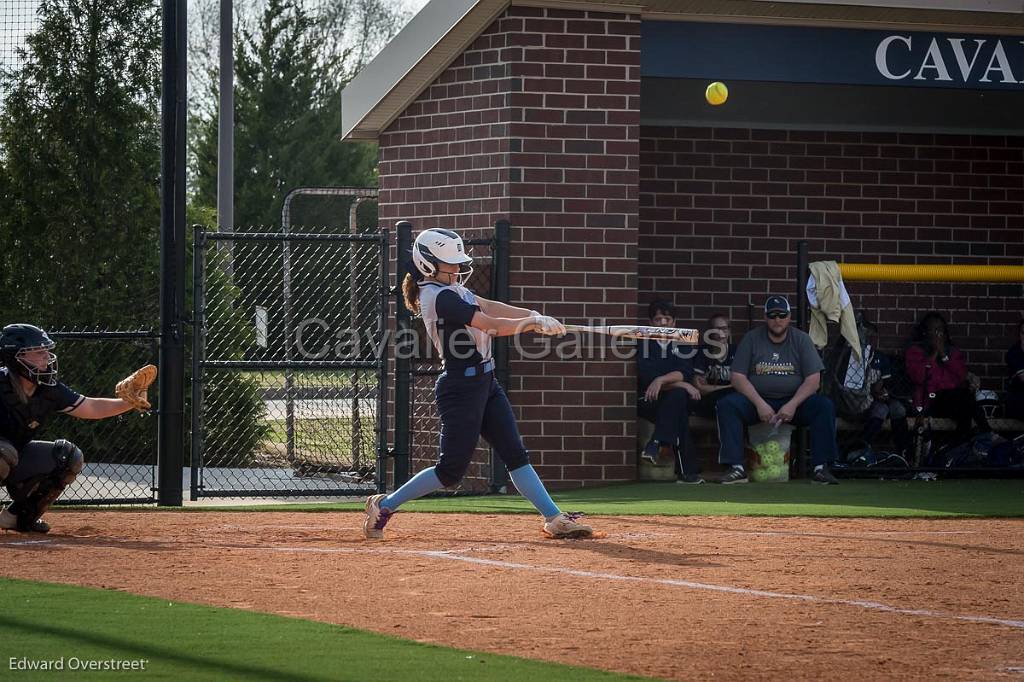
top-left (904, 312), bottom-right (991, 444)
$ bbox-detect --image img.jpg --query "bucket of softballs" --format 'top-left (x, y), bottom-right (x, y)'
top-left (746, 422), bottom-right (793, 482)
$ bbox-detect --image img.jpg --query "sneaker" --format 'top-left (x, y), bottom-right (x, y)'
top-left (363, 494), bottom-right (394, 539)
top-left (0, 508), bottom-right (49, 533)
top-left (677, 474), bottom-right (705, 485)
top-left (543, 512), bottom-right (593, 539)
top-left (719, 466), bottom-right (748, 484)
top-left (812, 465), bottom-right (840, 485)
top-left (641, 440), bottom-right (659, 464)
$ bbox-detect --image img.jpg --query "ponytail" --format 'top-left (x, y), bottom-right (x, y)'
top-left (402, 273), bottom-right (421, 314)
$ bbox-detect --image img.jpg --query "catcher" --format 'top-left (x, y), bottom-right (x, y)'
top-left (0, 324), bottom-right (156, 533)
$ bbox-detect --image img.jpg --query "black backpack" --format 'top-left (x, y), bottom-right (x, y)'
top-left (821, 313), bottom-right (875, 420)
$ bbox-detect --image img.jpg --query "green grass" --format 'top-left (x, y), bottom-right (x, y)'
top-left (1, 578), bottom-right (652, 682)
top-left (239, 369), bottom-right (371, 390)
top-left (264, 416), bottom-right (375, 454)
top-left (78, 479), bottom-right (1024, 518)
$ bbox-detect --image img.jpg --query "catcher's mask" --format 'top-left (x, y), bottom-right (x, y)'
top-left (0, 323), bottom-right (59, 387)
top-left (411, 228), bottom-right (474, 286)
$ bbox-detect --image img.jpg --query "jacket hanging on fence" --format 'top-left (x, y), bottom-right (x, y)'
top-left (806, 260), bottom-right (861, 362)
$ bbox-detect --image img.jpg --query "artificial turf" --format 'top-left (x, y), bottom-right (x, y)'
top-left (0, 577), bottom-right (653, 682)
top-left (69, 478), bottom-right (1024, 518)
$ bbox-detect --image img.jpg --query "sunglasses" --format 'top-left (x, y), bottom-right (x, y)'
top-left (766, 312), bottom-right (789, 320)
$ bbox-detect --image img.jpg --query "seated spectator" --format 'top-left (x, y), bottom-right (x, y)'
top-left (692, 313), bottom-right (737, 417)
top-left (716, 295), bottom-right (839, 485)
top-left (637, 299), bottom-right (703, 484)
top-left (1007, 319), bottom-right (1024, 419)
top-left (905, 312), bottom-right (991, 444)
top-left (855, 321), bottom-right (911, 457)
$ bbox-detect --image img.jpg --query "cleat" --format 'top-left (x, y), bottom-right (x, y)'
top-left (0, 508), bottom-right (49, 533)
top-left (363, 494), bottom-right (394, 539)
top-left (677, 474), bottom-right (705, 485)
top-left (543, 512), bottom-right (593, 539)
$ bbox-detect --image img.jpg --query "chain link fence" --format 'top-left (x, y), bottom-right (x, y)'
top-left (191, 219), bottom-right (388, 498)
top-left (0, 0), bottom-right (37, 104)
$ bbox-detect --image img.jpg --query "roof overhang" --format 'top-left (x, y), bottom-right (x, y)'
top-left (341, 0), bottom-right (511, 140)
top-left (341, 0), bottom-right (1024, 141)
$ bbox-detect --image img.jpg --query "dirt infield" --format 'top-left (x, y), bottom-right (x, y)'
top-left (2, 511), bottom-right (1023, 680)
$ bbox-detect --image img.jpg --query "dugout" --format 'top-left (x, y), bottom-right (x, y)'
top-left (341, 0), bottom-right (1024, 488)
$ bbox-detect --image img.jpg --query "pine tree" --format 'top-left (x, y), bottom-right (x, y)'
top-left (0, 0), bottom-right (163, 462)
top-left (191, 0), bottom-right (377, 231)
top-left (0, 0), bottom-right (161, 329)
top-left (190, 0), bottom-right (381, 364)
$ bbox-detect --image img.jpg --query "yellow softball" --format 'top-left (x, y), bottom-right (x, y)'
top-left (705, 81), bottom-right (728, 106)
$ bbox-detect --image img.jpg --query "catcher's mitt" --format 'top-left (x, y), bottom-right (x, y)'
top-left (116, 365), bottom-right (158, 412)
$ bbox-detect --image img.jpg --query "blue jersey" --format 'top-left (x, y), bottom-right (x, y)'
top-left (419, 282), bottom-right (491, 371)
top-left (637, 339), bottom-right (695, 391)
top-left (0, 367), bottom-right (83, 448)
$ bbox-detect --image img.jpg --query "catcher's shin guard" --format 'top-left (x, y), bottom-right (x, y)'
top-left (0, 439), bottom-right (18, 484)
top-left (6, 439), bottom-right (84, 531)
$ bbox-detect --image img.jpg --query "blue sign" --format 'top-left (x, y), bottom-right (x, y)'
top-left (642, 22), bottom-right (1024, 90)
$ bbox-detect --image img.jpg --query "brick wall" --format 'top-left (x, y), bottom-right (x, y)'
top-left (639, 127), bottom-right (1024, 390)
top-left (379, 7), bottom-right (641, 488)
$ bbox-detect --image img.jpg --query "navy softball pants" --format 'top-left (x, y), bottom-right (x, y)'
top-left (433, 370), bottom-right (530, 486)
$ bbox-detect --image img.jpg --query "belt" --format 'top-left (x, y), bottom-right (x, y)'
top-left (463, 360), bottom-right (494, 377)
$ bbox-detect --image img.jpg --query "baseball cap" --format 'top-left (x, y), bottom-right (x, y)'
top-left (764, 295), bottom-right (791, 315)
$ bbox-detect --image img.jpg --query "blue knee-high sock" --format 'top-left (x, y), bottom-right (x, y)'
top-left (508, 464), bottom-right (561, 519)
top-left (381, 467), bottom-right (444, 511)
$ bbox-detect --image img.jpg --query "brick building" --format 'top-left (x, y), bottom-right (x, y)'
top-left (342, 0), bottom-right (1024, 488)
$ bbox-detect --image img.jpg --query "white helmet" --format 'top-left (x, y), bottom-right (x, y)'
top-left (412, 228), bottom-right (474, 285)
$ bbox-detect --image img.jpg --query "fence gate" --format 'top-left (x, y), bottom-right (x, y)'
top-left (191, 227), bottom-right (389, 498)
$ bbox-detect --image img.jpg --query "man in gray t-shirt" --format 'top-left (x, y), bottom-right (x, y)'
top-left (716, 296), bottom-right (839, 485)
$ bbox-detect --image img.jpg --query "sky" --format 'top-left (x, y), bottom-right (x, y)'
top-left (1, 0), bottom-right (432, 79)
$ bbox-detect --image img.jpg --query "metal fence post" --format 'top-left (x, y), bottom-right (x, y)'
top-left (349, 197), bottom-right (367, 469)
top-left (796, 240), bottom-right (809, 331)
top-left (490, 219), bottom-right (511, 492)
top-left (190, 226), bottom-right (206, 500)
top-left (282, 232), bottom-right (296, 465)
top-left (157, 0), bottom-right (187, 507)
top-left (393, 221), bottom-right (414, 489)
top-left (794, 239), bottom-right (810, 479)
top-left (377, 228), bottom-right (391, 494)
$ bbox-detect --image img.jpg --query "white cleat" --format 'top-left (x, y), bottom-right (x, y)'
top-left (543, 512), bottom-right (593, 539)
top-left (363, 494), bottom-right (393, 540)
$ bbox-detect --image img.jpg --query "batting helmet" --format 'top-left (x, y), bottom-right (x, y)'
top-left (411, 228), bottom-right (474, 285)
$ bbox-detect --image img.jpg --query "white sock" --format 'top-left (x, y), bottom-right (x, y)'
top-left (814, 464), bottom-right (824, 472)
top-left (732, 465), bottom-right (745, 472)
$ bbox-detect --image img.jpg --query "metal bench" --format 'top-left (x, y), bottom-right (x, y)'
top-left (637, 414), bottom-right (1024, 480)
